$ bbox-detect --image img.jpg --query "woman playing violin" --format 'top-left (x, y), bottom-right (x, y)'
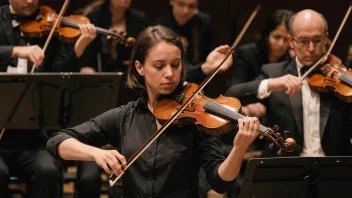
top-left (47, 25), bottom-right (260, 198)
top-left (79, 0), bottom-right (146, 74)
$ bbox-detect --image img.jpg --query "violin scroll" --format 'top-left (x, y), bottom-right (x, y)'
top-left (108, 29), bottom-right (136, 47)
top-left (265, 127), bottom-right (296, 153)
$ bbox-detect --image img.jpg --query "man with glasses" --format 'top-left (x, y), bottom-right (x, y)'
top-left (228, 9), bottom-right (352, 158)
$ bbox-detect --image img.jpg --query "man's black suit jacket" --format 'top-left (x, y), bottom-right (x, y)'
top-left (226, 59), bottom-right (352, 157)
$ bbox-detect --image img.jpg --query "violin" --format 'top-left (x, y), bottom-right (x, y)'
top-left (307, 54), bottom-right (352, 102)
top-left (154, 82), bottom-right (296, 153)
top-left (19, 5), bottom-right (135, 47)
top-left (301, 5), bottom-right (352, 102)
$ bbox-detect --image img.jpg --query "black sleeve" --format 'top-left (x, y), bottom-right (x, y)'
top-left (231, 48), bottom-right (252, 85)
top-left (0, 46), bottom-right (14, 60)
top-left (46, 106), bottom-right (125, 159)
top-left (79, 39), bottom-right (99, 71)
top-left (0, 46), bottom-right (14, 71)
top-left (186, 62), bottom-right (206, 83)
top-left (51, 41), bottom-right (81, 72)
top-left (201, 15), bottom-right (213, 61)
top-left (198, 132), bottom-right (234, 194)
top-left (225, 64), bottom-right (270, 104)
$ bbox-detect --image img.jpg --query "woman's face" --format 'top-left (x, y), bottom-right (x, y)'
top-left (267, 24), bottom-right (290, 59)
top-left (110, 0), bottom-right (131, 9)
top-left (135, 41), bottom-right (182, 98)
top-left (170, 0), bottom-right (198, 25)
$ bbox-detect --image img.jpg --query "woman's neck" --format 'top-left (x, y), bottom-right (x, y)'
top-left (110, 7), bottom-right (126, 23)
top-left (146, 88), bottom-right (159, 112)
top-left (268, 52), bottom-right (280, 63)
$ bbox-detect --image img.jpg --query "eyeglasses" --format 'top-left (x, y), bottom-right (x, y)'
top-left (292, 37), bottom-right (326, 48)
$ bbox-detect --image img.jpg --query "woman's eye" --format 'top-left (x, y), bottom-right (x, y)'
top-left (273, 35), bottom-right (281, 40)
top-left (171, 62), bottom-right (180, 67)
top-left (155, 65), bottom-right (163, 69)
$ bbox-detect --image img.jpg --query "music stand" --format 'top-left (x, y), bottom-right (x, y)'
top-left (239, 157), bottom-right (352, 198)
top-left (0, 72), bottom-right (123, 130)
top-left (0, 73), bottom-right (36, 129)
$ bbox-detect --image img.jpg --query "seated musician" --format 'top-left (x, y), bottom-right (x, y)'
top-left (227, 9), bottom-right (294, 118)
top-left (0, 0), bottom-right (96, 197)
top-left (47, 25), bottom-right (260, 198)
top-left (155, 0), bottom-right (233, 85)
top-left (225, 9), bottom-right (352, 158)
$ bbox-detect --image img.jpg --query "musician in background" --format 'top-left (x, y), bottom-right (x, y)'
top-left (0, 0), bottom-right (96, 197)
top-left (227, 9), bottom-right (294, 118)
top-left (226, 9), bottom-right (352, 158)
top-left (47, 25), bottom-right (259, 198)
top-left (155, 0), bottom-right (232, 84)
top-left (0, 1), bottom-right (97, 73)
top-left (79, 0), bottom-right (146, 74)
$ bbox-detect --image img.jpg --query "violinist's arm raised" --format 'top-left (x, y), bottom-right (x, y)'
top-left (200, 45), bottom-right (233, 75)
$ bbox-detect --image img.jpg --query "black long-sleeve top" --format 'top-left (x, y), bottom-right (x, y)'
top-left (47, 94), bottom-right (234, 198)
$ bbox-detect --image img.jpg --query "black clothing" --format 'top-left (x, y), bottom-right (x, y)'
top-left (227, 42), bottom-right (291, 105)
top-left (0, 5), bottom-right (80, 72)
top-left (226, 59), bottom-right (352, 157)
top-left (0, 130), bottom-right (59, 198)
top-left (47, 92), bottom-right (234, 198)
top-left (80, 3), bottom-right (146, 73)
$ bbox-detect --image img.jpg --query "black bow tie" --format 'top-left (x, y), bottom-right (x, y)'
top-left (300, 66), bottom-right (310, 76)
top-left (10, 11), bottom-right (38, 23)
top-left (10, 13), bottom-right (21, 22)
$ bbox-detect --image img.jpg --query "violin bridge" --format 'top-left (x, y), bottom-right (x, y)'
top-left (47, 14), bottom-right (54, 23)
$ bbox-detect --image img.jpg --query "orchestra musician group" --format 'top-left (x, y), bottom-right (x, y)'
top-left (1, 0), bottom-right (352, 198)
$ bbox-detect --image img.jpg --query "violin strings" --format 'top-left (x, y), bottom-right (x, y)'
top-left (60, 18), bottom-right (112, 36)
top-left (339, 73), bottom-right (352, 87)
top-left (204, 100), bottom-right (267, 133)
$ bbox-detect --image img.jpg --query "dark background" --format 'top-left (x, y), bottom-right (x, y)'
top-left (2, 0), bottom-right (351, 97)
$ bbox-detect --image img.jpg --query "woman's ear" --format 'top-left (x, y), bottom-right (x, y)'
top-left (135, 60), bottom-right (144, 76)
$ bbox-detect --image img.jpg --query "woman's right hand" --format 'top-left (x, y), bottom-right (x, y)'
top-left (92, 149), bottom-right (127, 176)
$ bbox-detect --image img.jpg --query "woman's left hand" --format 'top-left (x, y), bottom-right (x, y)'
top-left (233, 117), bottom-right (260, 150)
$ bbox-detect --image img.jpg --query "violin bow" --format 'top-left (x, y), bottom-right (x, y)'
top-left (300, 5), bottom-right (352, 82)
top-left (108, 4), bottom-right (261, 187)
top-left (30, 0), bottom-right (71, 73)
